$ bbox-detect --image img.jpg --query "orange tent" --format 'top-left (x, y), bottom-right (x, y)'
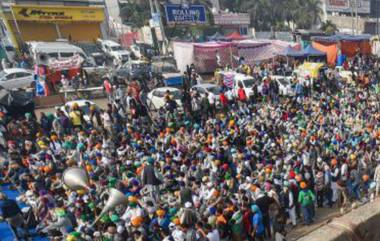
top-left (311, 34), bottom-right (371, 65)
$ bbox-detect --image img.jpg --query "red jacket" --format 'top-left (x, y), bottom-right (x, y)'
top-left (238, 88), bottom-right (247, 101)
top-left (220, 93), bottom-right (228, 106)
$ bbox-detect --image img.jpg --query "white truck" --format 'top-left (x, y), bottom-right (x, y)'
top-left (96, 39), bottom-right (130, 66)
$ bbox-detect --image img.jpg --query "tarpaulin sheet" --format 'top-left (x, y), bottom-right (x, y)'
top-left (173, 41), bottom-right (194, 73)
top-left (312, 41), bottom-right (338, 65)
top-left (120, 32), bottom-right (140, 48)
top-left (235, 39), bottom-right (301, 64)
top-left (373, 39), bottom-right (380, 57)
top-left (48, 54), bottom-right (83, 71)
top-left (193, 42), bottom-right (237, 73)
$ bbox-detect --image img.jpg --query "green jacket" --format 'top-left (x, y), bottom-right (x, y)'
top-left (298, 189), bottom-right (315, 207)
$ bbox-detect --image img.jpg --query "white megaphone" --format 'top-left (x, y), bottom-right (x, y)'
top-left (92, 188), bottom-right (128, 226)
top-left (62, 167), bottom-right (90, 191)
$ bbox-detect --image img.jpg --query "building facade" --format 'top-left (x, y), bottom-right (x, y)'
top-left (0, 0), bottom-right (107, 49)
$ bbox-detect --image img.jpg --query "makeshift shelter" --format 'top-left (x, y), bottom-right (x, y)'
top-left (372, 36), bottom-right (380, 57)
top-left (225, 31), bottom-right (246, 41)
top-left (279, 46), bottom-right (304, 57)
top-left (207, 32), bottom-right (228, 41)
top-left (311, 34), bottom-right (371, 65)
top-left (235, 39), bottom-right (301, 64)
top-left (303, 45), bottom-right (326, 57)
top-left (172, 42), bottom-right (195, 73)
top-left (193, 41), bottom-right (236, 73)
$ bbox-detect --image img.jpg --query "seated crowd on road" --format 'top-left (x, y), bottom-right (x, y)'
top-left (1, 54), bottom-right (380, 241)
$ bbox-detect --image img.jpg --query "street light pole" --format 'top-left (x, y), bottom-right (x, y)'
top-left (351, 0), bottom-right (354, 35)
top-left (154, 0), bottom-right (168, 54)
top-left (355, 0), bottom-right (358, 34)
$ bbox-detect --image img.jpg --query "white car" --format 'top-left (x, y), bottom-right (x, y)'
top-left (271, 75), bottom-right (294, 96)
top-left (60, 100), bottom-right (100, 122)
top-left (147, 87), bottom-right (182, 111)
top-left (0, 68), bottom-right (34, 90)
top-left (97, 39), bottom-right (130, 65)
top-left (233, 73), bottom-right (256, 97)
top-left (192, 83), bottom-right (222, 106)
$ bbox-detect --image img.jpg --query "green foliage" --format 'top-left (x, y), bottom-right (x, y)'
top-left (119, 1), bottom-right (151, 28)
top-left (320, 20), bottom-right (338, 35)
top-left (119, 0), bottom-right (323, 31)
top-left (220, 0), bottom-right (323, 31)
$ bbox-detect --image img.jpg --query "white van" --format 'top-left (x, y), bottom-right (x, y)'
top-left (28, 41), bottom-right (87, 64)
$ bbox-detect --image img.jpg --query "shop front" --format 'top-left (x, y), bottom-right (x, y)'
top-left (6, 5), bottom-right (105, 45)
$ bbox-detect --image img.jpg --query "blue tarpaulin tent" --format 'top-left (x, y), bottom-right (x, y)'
top-left (279, 46), bottom-right (304, 57)
top-left (302, 45), bottom-right (326, 57)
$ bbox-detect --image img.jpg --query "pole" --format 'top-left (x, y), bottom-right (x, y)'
top-left (351, 0), bottom-right (354, 35)
top-left (154, 0), bottom-right (168, 54)
top-left (377, 0), bottom-right (379, 35)
top-left (148, 0), bottom-right (160, 52)
top-left (355, 0), bottom-right (358, 35)
top-left (10, 6), bottom-right (22, 43)
top-left (0, 4), bottom-right (19, 50)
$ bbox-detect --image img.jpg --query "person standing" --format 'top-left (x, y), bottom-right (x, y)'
top-left (69, 103), bottom-right (84, 130)
top-left (282, 182), bottom-right (296, 227)
top-left (250, 205), bottom-right (264, 241)
top-left (142, 157), bottom-right (161, 201)
top-left (373, 160), bottom-right (380, 198)
top-left (103, 77), bottom-right (113, 101)
top-left (330, 159), bottom-right (340, 203)
top-left (315, 171), bottom-right (325, 208)
top-left (298, 182), bottom-right (315, 225)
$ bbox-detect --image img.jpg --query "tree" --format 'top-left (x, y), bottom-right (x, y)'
top-left (293, 0), bottom-right (322, 29)
top-left (219, 0), bottom-right (323, 31)
top-left (119, 0), bottom-right (150, 28)
top-left (320, 20), bottom-right (338, 35)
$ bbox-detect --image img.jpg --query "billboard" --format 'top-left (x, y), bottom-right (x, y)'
top-left (165, 4), bottom-right (207, 25)
top-left (326, 0), bottom-right (370, 14)
top-left (11, 5), bottom-right (104, 22)
top-left (371, 0), bottom-right (380, 17)
top-left (213, 13), bottom-right (250, 25)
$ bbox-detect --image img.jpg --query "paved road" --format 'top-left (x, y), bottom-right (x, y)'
top-left (34, 98), bottom-right (110, 118)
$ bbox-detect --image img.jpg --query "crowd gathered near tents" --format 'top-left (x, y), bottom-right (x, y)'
top-left (1, 32), bottom-right (380, 241)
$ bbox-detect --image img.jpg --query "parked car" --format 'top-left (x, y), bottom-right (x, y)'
top-left (130, 42), bottom-right (156, 60)
top-left (151, 55), bottom-right (177, 78)
top-left (0, 68), bottom-right (34, 90)
top-left (60, 100), bottom-right (100, 123)
top-left (116, 60), bottom-right (149, 81)
top-left (192, 83), bottom-right (222, 106)
top-left (97, 39), bottom-right (130, 65)
top-left (76, 42), bottom-right (106, 67)
top-left (146, 87), bottom-right (182, 111)
top-left (271, 75), bottom-right (294, 96)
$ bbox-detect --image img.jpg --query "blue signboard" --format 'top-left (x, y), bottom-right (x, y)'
top-left (165, 4), bottom-right (207, 25)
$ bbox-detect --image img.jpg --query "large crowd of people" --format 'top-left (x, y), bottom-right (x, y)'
top-left (0, 53), bottom-right (380, 241)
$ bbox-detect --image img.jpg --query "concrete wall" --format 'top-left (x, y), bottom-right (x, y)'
top-left (327, 15), bottom-right (368, 33)
top-left (298, 199), bottom-right (380, 241)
